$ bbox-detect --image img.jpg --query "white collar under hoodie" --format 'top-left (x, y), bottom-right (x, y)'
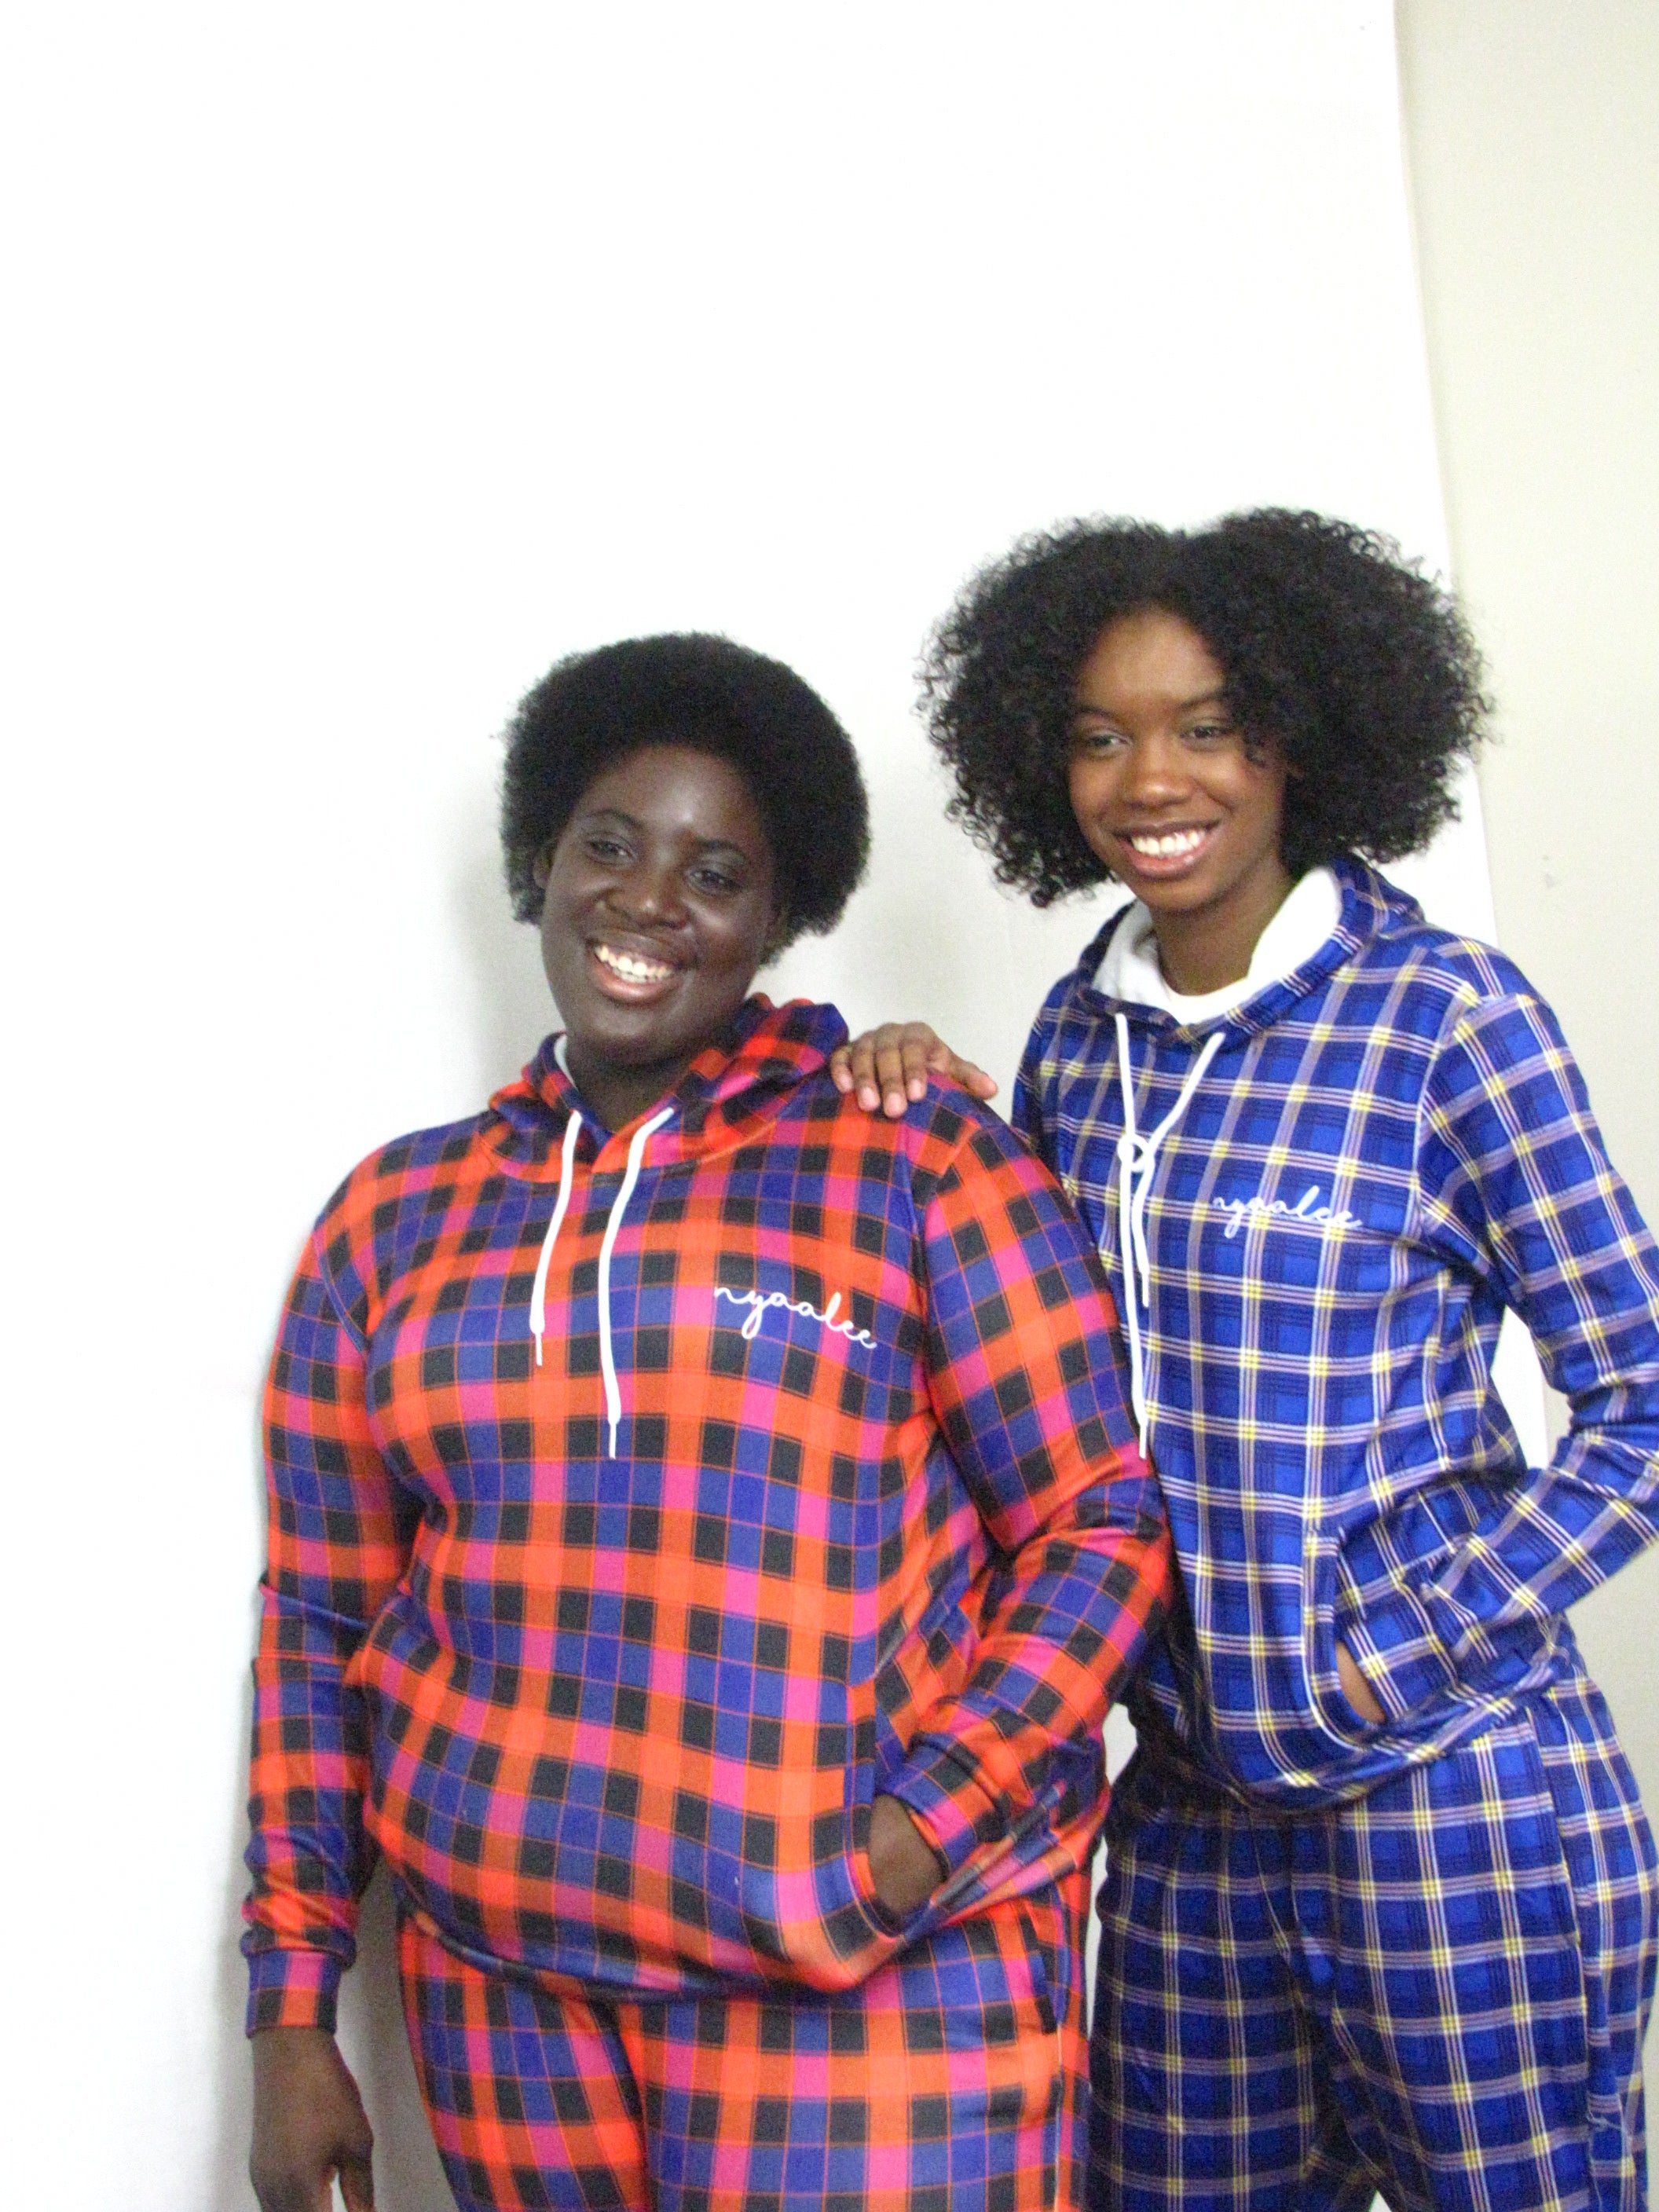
top-left (1093, 866), bottom-right (1343, 1020)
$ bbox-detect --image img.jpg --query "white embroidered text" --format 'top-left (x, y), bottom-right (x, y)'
top-left (714, 1284), bottom-right (877, 1348)
top-left (1212, 1186), bottom-right (1362, 1239)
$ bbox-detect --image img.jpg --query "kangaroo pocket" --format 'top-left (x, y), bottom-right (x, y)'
top-left (729, 1729), bottom-right (914, 1992)
top-left (1181, 1535), bottom-right (1420, 1801)
top-left (353, 1599), bottom-right (906, 1994)
top-left (1336, 1493), bottom-right (1567, 1716)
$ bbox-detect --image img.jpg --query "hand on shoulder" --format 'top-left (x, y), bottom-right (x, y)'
top-left (830, 1023), bottom-right (996, 1119)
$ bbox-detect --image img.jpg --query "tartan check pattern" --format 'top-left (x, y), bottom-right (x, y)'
top-left (244, 996), bottom-right (1171, 2030)
top-left (398, 1872), bottom-right (1088, 2211)
top-left (1090, 1667), bottom-right (1657, 2211)
top-left (1014, 855), bottom-right (1659, 1807)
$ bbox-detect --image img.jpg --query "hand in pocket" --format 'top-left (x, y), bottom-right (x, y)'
top-left (868, 1795), bottom-right (947, 1920)
top-left (1336, 1640), bottom-right (1386, 1726)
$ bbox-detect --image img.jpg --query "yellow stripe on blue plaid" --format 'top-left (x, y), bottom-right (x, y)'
top-left (1016, 856), bottom-right (1659, 1811)
top-left (1090, 1665), bottom-right (1657, 2211)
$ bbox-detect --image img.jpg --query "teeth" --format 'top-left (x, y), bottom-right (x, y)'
top-left (595, 943), bottom-right (675, 982)
top-left (1128, 828), bottom-right (1208, 857)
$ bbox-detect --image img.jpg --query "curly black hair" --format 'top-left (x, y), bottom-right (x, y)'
top-left (501, 632), bottom-right (870, 944)
top-left (921, 509), bottom-right (1490, 904)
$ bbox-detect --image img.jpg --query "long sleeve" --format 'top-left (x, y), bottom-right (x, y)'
top-left (1353, 987), bottom-right (1659, 1705)
top-left (884, 1117), bottom-right (1174, 1878)
top-left (1010, 993), bottom-right (1061, 1170)
top-left (241, 1229), bottom-right (413, 2033)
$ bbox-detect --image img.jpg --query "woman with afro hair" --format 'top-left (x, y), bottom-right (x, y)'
top-left (835, 512), bottom-right (1659, 2212)
top-left (240, 631), bottom-right (1175, 2212)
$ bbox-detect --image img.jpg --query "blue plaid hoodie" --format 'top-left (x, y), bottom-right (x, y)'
top-left (1014, 855), bottom-right (1659, 1807)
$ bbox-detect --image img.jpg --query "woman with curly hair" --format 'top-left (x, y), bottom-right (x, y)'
top-left (835, 512), bottom-right (1659, 2212)
top-left (241, 631), bottom-right (1174, 2212)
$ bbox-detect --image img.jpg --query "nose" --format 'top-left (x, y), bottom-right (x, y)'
top-left (1121, 730), bottom-right (1189, 804)
top-left (611, 851), bottom-right (688, 928)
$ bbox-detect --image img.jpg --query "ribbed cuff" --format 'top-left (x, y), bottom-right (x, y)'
top-left (884, 1742), bottom-right (1006, 1883)
top-left (245, 1946), bottom-right (344, 2036)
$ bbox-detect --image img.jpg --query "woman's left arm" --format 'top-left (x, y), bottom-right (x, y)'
top-left (881, 1117), bottom-right (1176, 1885)
top-left (1370, 987), bottom-right (1659, 1682)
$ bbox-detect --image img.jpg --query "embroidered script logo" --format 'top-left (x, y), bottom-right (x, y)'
top-left (714, 1284), bottom-right (877, 1348)
top-left (1212, 1185), bottom-right (1362, 1240)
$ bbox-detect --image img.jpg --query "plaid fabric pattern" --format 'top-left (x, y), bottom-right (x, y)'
top-left (1014, 855), bottom-right (1659, 1807)
top-left (399, 1873), bottom-right (1088, 2210)
top-left (244, 997), bottom-right (1170, 2030)
top-left (1090, 1665), bottom-right (1658, 2211)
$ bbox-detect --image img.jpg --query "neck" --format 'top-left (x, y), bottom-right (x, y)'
top-left (565, 1046), bottom-right (694, 1133)
top-left (1149, 868), bottom-right (1295, 996)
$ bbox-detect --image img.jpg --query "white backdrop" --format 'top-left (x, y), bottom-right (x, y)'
top-left (1, 7), bottom-right (1519, 2207)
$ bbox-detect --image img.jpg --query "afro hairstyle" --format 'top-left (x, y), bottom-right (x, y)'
top-left (501, 632), bottom-right (870, 947)
top-left (921, 507), bottom-right (1489, 904)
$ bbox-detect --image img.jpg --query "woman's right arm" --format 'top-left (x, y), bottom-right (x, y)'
top-left (829, 1023), bottom-right (997, 1118)
top-left (245, 1218), bottom-right (410, 2207)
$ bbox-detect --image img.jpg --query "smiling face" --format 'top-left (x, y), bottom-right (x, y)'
top-left (533, 743), bottom-right (780, 1130)
top-left (1068, 606), bottom-right (1293, 994)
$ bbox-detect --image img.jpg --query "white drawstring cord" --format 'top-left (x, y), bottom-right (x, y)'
top-left (1111, 1015), bottom-right (1225, 1454)
top-left (534, 1038), bottom-right (676, 1455)
top-left (597, 1107), bottom-right (674, 1458)
top-left (529, 1112), bottom-right (583, 1367)
top-left (1112, 1018), bottom-right (1149, 1452)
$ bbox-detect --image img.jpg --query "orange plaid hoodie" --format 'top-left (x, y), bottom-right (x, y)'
top-left (244, 997), bottom-right (1172, 2028)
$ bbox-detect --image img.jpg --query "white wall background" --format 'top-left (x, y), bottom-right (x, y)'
top-left (0, 5), bottom-right (1608, 2207)
top-left (1397, 0), bottom-right (1659, 2137)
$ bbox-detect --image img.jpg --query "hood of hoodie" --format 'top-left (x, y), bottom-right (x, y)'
top-left (481, 994), bottom-right (847, 1180)
top-left (472, 995), bottom-right (852, 1452)
top-left (1093, 866), bottom-right (1346, 1026)
top-left (1075, 853), bottom-right (1418, 1041)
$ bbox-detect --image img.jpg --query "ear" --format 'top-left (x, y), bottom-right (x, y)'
top-left (530, 841), bottom-right (556, 892)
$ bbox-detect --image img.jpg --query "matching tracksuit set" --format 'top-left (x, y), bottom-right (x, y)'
top-left (242, 997), bottom-right (1174, 2210)
top-left (246, 856), bottom-right (1659, 2212)
top-left (1015, 856), bottom-right (1659, 2212)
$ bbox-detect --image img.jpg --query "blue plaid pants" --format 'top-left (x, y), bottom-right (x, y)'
top-left (1090, 1674), bottom-right (1657, 2211)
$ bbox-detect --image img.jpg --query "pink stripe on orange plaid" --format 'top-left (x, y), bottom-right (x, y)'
top-left (244, 998), bottom-right (1171, 2027)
